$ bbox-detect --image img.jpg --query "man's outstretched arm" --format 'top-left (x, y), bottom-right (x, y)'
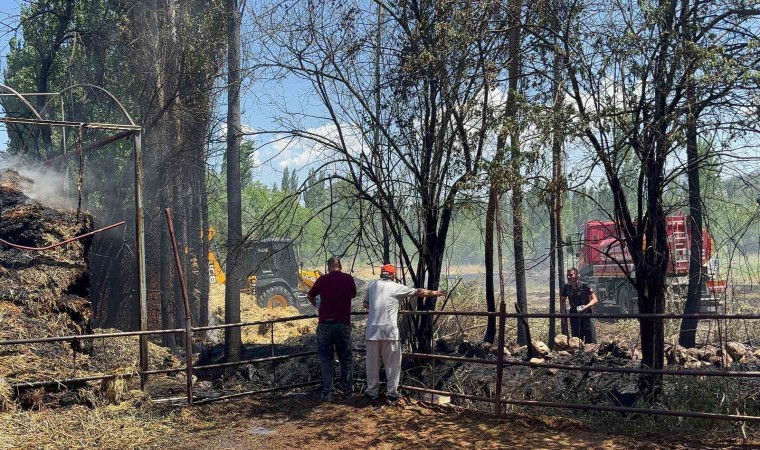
top-left (412, 288), bottom-right (447, 298)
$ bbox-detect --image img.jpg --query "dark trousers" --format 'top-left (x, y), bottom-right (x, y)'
top-left (570, 316), bottom-right (596, 344)
top-left (316, 322), bottom-right (353, 396)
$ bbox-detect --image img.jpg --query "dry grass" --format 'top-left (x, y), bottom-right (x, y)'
top-left (208, 284), bottom-right (316, 344)
top-left (0, 393), bottom-right (176, 450)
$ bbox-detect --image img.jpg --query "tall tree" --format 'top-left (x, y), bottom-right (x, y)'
top-left (505, 0), bottom-right (528, 346)
top-left (224, 0), bottom-right (243, 363)
top-left (280, 166), bottom-right (290, 192)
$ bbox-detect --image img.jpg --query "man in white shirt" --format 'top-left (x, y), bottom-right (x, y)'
top-left (363, 264), bottom-right (446, 404)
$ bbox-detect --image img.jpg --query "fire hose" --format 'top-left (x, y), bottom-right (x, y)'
top-left (0, 220), bottom-right (125, 251)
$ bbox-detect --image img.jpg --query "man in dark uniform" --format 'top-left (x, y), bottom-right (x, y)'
top-left (560, 267), bottom-right (598, 343)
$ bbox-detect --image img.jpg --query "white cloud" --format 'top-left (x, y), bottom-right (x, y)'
top-left (273, 122), bottom-right (367, 169)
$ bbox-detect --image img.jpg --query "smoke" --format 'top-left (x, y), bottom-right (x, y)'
top-left (0, 155), bottom-right (74, 208)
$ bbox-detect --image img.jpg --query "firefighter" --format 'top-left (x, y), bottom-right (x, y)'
top-left (560, 267), bottom-right (598, 343)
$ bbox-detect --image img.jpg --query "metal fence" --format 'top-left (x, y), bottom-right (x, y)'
top-left (3, 302), bottom-right (760, 423)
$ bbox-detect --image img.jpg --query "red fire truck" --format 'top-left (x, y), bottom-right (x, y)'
top-left (571, 216), bottom-right (726, 314)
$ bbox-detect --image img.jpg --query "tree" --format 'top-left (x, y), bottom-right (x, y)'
top-left (561, 0), bottom-right (760, 398)
top-left (252, 0), bottom-right (508, 352)
top-left (280, 166), bottom-right (291, 192)
top-left (240, 140), bottom-right (256, 190)
top-left (224, 0), bottom-right (243, 363)
top-left (289, 169), bottom-right (298, 193)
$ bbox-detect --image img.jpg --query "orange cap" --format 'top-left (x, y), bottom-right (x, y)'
top-left (381, 264), bottom-right (396, 275)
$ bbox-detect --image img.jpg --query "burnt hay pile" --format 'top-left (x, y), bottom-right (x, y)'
top-left (0, 169), bottom-right (178, 410)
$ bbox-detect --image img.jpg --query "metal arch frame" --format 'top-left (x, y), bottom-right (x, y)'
top-left (0, 84), bottom-right (44, 120)
top-left (0, 85), bottom-right (149, 391)
top-left (37, 83), bottom-right (137, 127)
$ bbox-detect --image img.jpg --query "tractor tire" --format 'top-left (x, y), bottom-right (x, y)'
top-left (260, 285), bottom-right (295, 309)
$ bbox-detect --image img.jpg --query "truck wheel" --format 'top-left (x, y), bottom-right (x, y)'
top-left (260, 285), bottom-right (295, 309)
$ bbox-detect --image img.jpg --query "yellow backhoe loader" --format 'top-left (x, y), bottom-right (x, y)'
top-left (206, 228), bottom-right (320, 311)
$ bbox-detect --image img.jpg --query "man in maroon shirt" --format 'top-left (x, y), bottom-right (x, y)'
top-left (307, 256), bottom-right (357, 402)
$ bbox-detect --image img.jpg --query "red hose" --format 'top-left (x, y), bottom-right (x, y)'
top-left (0, 220), bottom-right (126, 251)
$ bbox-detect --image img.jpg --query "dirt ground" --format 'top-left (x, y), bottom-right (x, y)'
top-left (173, 396), bottom-right (652, 450)
top-left (4, 393), bottom-right (754, 450)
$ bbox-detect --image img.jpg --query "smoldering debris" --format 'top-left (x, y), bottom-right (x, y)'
top-left (0, 168), bottom-right (180, 409)
top-left (0, 157), bottom-right (72, 208)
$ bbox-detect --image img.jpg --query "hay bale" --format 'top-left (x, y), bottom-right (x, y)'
top-left (0, 169), bottom-right (96, 391)
top-left (99, 377), bottom-right (129, 404)
top-left (210, 284), bottom-right (316, 345)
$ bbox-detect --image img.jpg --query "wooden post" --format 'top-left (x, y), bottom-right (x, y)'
top-left (495, 301), bottom-right (506, 418)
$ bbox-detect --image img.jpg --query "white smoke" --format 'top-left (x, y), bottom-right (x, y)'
top-left (0, 155), bottom-right (74, 208)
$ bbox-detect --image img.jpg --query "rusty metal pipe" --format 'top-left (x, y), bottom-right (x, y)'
top-left (399, 310), bottom-right (760, 320)
top-left (165, 208), bottom-right (195, 405)
top-left (43, 131), bottom-right (133, 166)
top-left (141, 367), bottom-right (186, 376)
top-left (399, 385), bottom-right (496, 404)
top-left (398, 385), bottom-right (760, 422)
top-left (499, 358), bottom-right (760, 378)
top-left (11, 373), bottom-right (136, 390)
top-left (403, 351), bottom-right (760, 378)
top-left (191, 315), bottom-right (318, 332)
top-left (399, 311), bottom-right (501, 318)
top-left (403, 352), bottom-right (498, 365)
top-left (0, 328), bottom-right (185, 346)
top-left (0, 116), bottom-right (141, 131)
top-left (194, 351), bottom-right (317, 371)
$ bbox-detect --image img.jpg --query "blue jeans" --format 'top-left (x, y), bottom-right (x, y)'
top-left (317, 322), bottom-right (353, 396)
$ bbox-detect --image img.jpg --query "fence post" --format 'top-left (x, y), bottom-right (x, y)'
top-left (495, 302), bottom-right (506, 418)
top-left (165, 208), bottom-right (194, 405)
top-left (271, 322), bottom-right (276, 385)
top-left (134, 131), bottom-right (149, 391)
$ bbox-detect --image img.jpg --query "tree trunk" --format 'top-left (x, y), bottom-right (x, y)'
top-left (200, 173), bottom-right (210, 328)
top-left (557, 196), bottom-right (567, 336)
top-left (679, 47), bottom-right (702, 349)
top-left (224, 0), bottom-right (243, 363)
top-left (551, 0), bottom-right (567, 337)
top-left (374, 2), bottom-right (391, 264)
top-left (506, 0), bottom-right (526, 346)
top-left (512, 174), bottom-right (528, 345)
top-left (637, 190), bottom-right (669, 398)
top-left (548, 197), bottom-right (557, 348)
top-left (483, 185), bottom-right (498, 344)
